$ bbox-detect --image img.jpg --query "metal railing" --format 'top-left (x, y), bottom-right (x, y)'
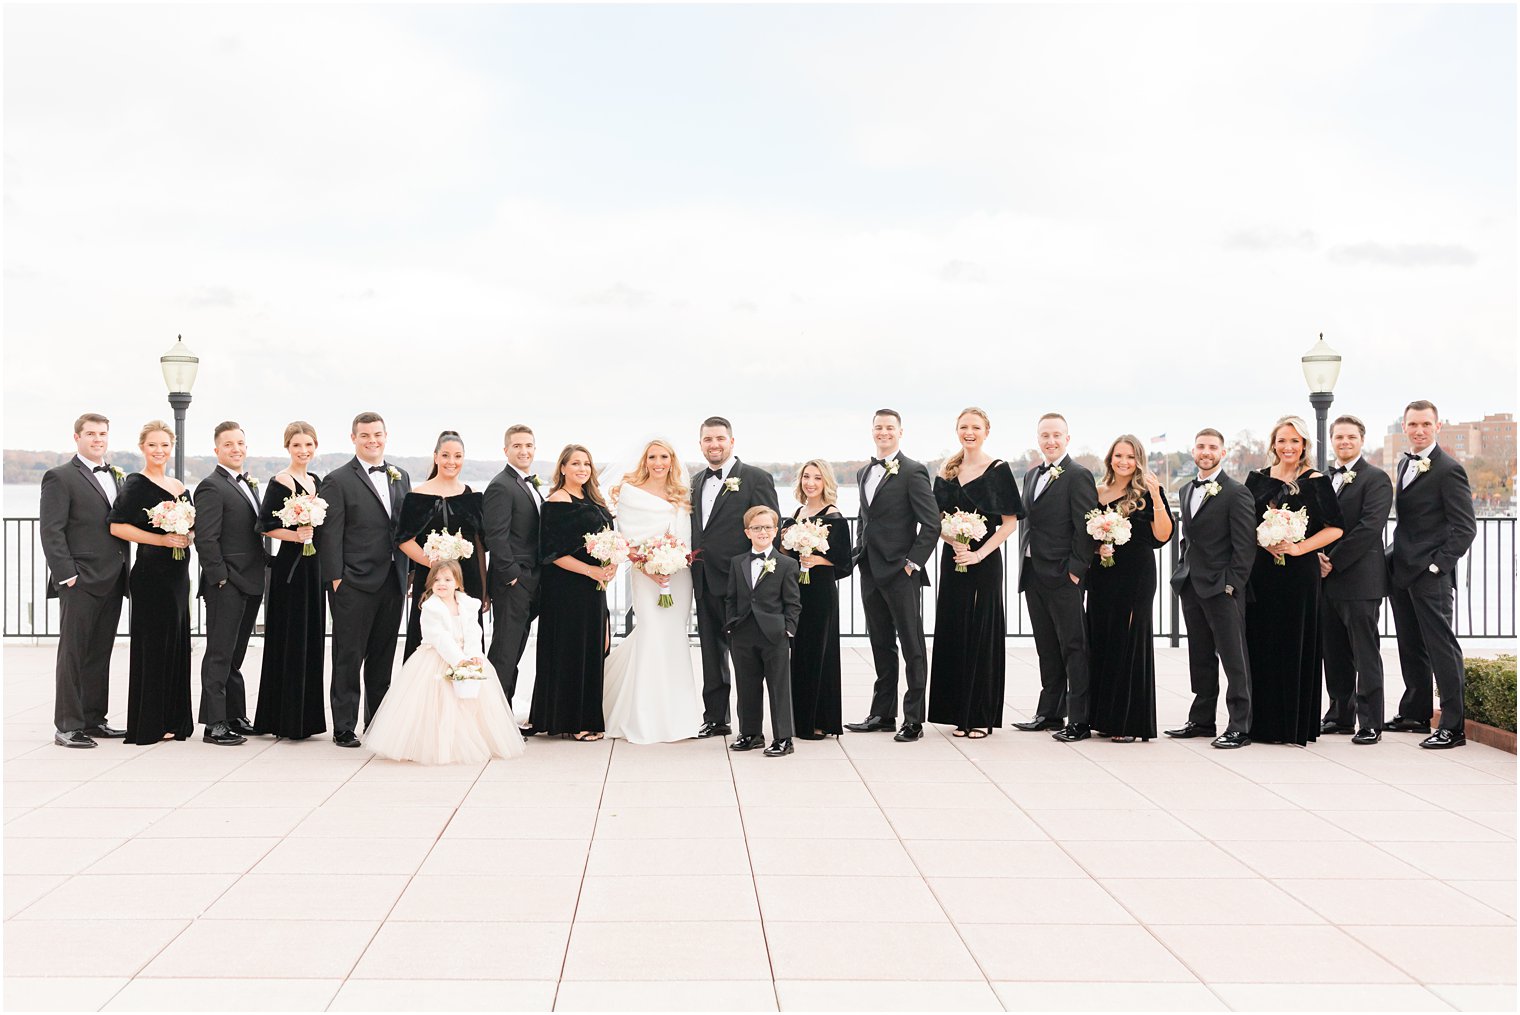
top-left (3, 514), bottom-right (1514, 641)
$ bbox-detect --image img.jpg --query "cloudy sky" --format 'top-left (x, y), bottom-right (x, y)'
top-left (4, 3), bottom-right (1514, 468)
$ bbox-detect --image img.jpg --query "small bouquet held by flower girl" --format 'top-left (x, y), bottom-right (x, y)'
top-left (423, 529), bottom-right (475, 564)
top-left (780, 518), bottom-right (831, 584)
top-left (275, 492), bottom-right (328, 556)
top-left (940, 510), bottom-right (989, 573)
top-left (444, 660), bottom-right (487, 698)
top-left (146, 500), bottom-right (195, 560)
top-left (583, 527), bottom-right (631, 591)
top-left (628, 532), bottom-right (696, 607)
top-left (1084, 506), bottom-right (1133, 567)
top-left (1256, 505), bottom-right (1309, 565)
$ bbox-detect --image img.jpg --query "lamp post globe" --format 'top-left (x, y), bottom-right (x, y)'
top-left (159, 335), bottom-right (199, 481)
top-left (1301, 333), bottom-right (1342, 472)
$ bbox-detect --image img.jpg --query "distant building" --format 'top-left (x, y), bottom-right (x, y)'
top-left (1383, 411), bottom-right (1516, 468)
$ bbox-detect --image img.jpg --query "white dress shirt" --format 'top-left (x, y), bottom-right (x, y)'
top-left (1189, 466), bottom-right (1223, 517)
top-left (1031, 453), bottom-right (1069, 502)
top-left (77, 454), bottom-right (116, 506)
top-left (219, 463), bottom-right (261, 514)
top-left (749, 548), bottom-right (771, 587)
top-left (861, 451), bottom-right (899, 506)
top-left (1332, 456), bottom-right (1362, 494)
top-left (512, 465), bottom-right (544, 513)
top-left (1401, 447), bottom-right (1432, 489)
top-left (364, 462), bottom-right (392, 515)
top-left (701, 457), bottom-right (736, 523)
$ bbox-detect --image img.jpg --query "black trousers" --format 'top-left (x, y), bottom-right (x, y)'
top-left (487, 574), bottom-right (538, 708)
top-left (1321, 596), bottom-right (1384, 731)
top-left (1025, 579), bottom-right (1089, 723)
top-left (1389, 576), bottom-right (1464, 731)
top-left (731, 616), bottom-right (795, 740)
top-left (860, 559), bottom-right (929, 725)
top-left (329, 580), bottom-right (403, 735)
top-left (198, 583), bottom-right (260, 724)
top-left (1180, 584), bottom-right (1252, 734)
top-left (695, 588), bottom-right (733, 725)
top-left (54, 581), bottom-right (124, 732)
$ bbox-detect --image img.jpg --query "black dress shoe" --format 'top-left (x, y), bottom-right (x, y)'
top-left (697, 721), bottom-right (733, 739)
top-left (893, 723), bottom-right (923, 742)
top-left (203, 722), bottom-right (246, 746)
top-left (82, 724), bottom-right (126, 739)
top-left (1052, 723), bottom-right (1091, 742)
top-left (844, 715), bottom-right (896, 733)
top-left (1320, 720), bottom-right (1354, 735)
top-left (1211, 731), bottom-right (1250, 749)
top-left (794, 731), bottom-right (826, 741)
top-left (763, 738), bottom-right (795, 757)
top-left (1386, 715), bottom-right (1433, 733)
top-left (1164, 721), bottom-right (1217, 739)
top-left (333, 730), bottom-right (361, 748)
top-left (54, 729), bottom-right (97, 749)
top-left (730, 734), bottom-right (764, 751)
top-left (1420, 729), bottom-right (1466, 749)
top-left (1352, 728), bottom-right (1382, 745)
top-left (1012, 715), bottom-right (1062, 732)
top-left (518, 725), bottom-right (538, 737)
top-left (227, 717), bottom-right (261, 737)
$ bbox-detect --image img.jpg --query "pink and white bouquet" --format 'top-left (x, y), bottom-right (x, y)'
top-left (780, 518), bottom-right (831, 584)
top-left (444, 660), bottom-right (487, 698)
top-left (583, 526), bottom-right (631, 591)
top-left (423, 529), bottom-right (475, 564)
top-left (940, 510), bottom-right (989, 573)
top-left (275, 492), bottom-right (328, 556)
top-left (1256, 506), bottom-right (1309, 565)
top-left (1084, 507), bottom-right (1133, 568)
top-left (628, 532), bottom-right (696, 608)
top-left (145, 500), bottom-right (195, 560)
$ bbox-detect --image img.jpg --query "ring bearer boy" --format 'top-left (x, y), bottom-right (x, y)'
top-left (725, 506), bottom-right (802, 757)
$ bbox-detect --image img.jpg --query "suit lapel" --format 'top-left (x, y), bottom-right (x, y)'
top-left (708, 460), bottom-right (740, 524)
top-left (220, 467), bottom-right (258, 517)
top-left (387, 465), bottom-right (403, 515)
top-left (73, 458), bottom-right (111, 507)
top-left (1192, 480), bottom-right (1220, 522)
top-left (352, 458), bottom-right (387, 511)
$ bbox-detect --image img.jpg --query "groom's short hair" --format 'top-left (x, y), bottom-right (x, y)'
top-left (1195, 427), bottom-right (1225, 443)
top-left (700, 416), bottom-right (732, 435)
top-left (1332, 415), bottom-right (1366, 438)
top-left (873, 408), bottom-right (901, 424)
top-left (1404, 399), bottom-right (1438, 419)
top-left (504, 424), bottom-right (534, 442)
top-left (352, 411), bottom-right (385, 434)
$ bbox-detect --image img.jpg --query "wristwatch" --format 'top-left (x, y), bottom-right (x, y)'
top-left (1428, 564), bottom-right (1440, 574)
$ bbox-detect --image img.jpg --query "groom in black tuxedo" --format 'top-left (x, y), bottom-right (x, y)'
top-left (690, 416), bottom-right (780, 738)
top-left (193, 421), bottom-right (269, 746)
top-left (39, 412), bottom-right (129, 747)
top-left (1012, 413), bottom-right (1098, 741)
top-left (1165, 428), bottom-right (1257, 749)
top-left (844, 409), bottom-right (939, 742)
top-left (484, 423), bottom-right (543, 714)
top-left (1385, 399), bottom-right (1477, 749)
top-left (318, 411), bottom-right (412, 748)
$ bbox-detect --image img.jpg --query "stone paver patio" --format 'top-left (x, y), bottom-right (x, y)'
top-left (3, 640), bottom-right (1515, 1012)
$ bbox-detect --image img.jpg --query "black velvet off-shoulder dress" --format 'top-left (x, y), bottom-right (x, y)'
top-left (528, 494), bottom-right (614, 735)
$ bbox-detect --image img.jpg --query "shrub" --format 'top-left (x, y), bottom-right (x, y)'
top-left (1460, 655), bottom-right (1517, 733)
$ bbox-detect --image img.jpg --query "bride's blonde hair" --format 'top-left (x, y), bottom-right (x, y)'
top-left (611, 438), bottom-right (691, 512)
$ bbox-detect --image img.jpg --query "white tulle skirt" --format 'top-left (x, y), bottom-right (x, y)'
top-left (365, 646), bottom-right (526, 765)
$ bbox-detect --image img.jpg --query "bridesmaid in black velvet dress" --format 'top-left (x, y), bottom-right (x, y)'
top-left (253, 421), bottom-right (327, 740)
top-left (396, 431), bottom-right (486, 660)
top-left (1245, 415), bottom-right (1344, 746)
top-left (529, 444), bottom-right (616, 740)
top-left (106, 421), bottom-right (194, 745)
top-left (927, 408), bottom-right (1024, 738)
top-left (778, 459), bottom-right (854, 739)
top-left (1086, 435), bottom-right (1173, 742)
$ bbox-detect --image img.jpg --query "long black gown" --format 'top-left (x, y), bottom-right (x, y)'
top-left (529, 494), bottom-right (613, 735)
top-left (252, 475), bottom-right (327, 739)
top-left (927, 461), bottom-right (1024, 733)
top-left (396, 490), bottom-right (486, 659)
top-left (1087, 488), bottom-right (1172, 740)
top-left (778, 506), bottom-right (854, 738)
top-left (1244, 469), bottom-right (1344, 746)
top-left (108, 475), bottom-right (194, 745)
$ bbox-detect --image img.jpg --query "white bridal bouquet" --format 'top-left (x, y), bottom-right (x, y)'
top-left (145, 500), bottom-right (196, 560)
top-left (423, 529), bottom-right (475, 564)
top-left (583, 526), bottom-right (631, 591)
top-left (628, 532), bottom-right (696, 607)
top-left (1256, 505), bottom-right (1310, 565)
top-left (1084, 507), bottom-right (1134, 568)
top-left (940, 510), bottom-right (989, 573)
top-left (444, 660), bottom-right (487, 698)
top-left (275, 492), bottom-right (328, 556)
top-left (780, 518), bottom-right (831, 584)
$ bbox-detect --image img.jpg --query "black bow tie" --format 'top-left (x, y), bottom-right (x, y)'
top-left (1330, 465), bottom-right (1348, 475)
top-left (751, 552), bottom-right (769, 561)
top-left (368, 465), bottom-right (387, 474)
top-left (523, 474), bottom-right (537, 486)
top-left (1403, 452), bottom-right (1423, 462)
top-left (236, 473), bottom-right (251, 484)
top-left (1038, 462), bottom-right (1057, 474)
top-left (871, 458), bottom-right (888, 468)
top-left (1192, 477), bottom-right (1213, 488)
top-left (91, 465), bottom-right (111, 474)
top-left (707, 468), bottom-right (724, 480)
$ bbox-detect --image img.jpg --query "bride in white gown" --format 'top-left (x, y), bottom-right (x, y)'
top-left (602, 439), bottom-right (704, 743)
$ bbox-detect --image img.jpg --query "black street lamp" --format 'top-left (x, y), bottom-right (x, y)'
top-left (1301, 333), bottom-right (1343, 472)
top-left (159, 335), bottom-right (199, 481)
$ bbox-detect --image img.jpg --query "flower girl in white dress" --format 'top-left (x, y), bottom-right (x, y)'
top-left (364, 561), bottom-right (526, 765)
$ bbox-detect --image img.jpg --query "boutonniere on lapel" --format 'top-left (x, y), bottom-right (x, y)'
top-left (244, 475), bottom-right (259, 492)
top-left (723, 477), bottom-right (741, 494)
top-left (1046, 465), bottom-right (1064, 481)
top-left (884, 459), bottom-right (900, 477)
top-left (1342, 469), bottom-right (1357, 485)
top-left (759, 557), bottom-right (777, 580)
top-left (109, 465), bottom-right (126, 482)
top-left (386, 466), bottom-right (402, 483)
top-left (528, 474), bottom-right (543, 489)
top-left (1414, 458), bottom-right (1431, 475)
top-left (1202, 480), bottom-right (1221, 499)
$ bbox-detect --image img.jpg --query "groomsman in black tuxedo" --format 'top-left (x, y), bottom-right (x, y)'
top-left (1317, 415), bottom-right (1393, 744)
top-left (1165, 428), bottom-right (1257, 749)
top-left (844, 409), bottom-right (939, 742)
top-left (484, 424), bottom-right (543, 716)
top-left (1011, 413), bottom-right (1099, 741)
top-left (690, 416), bottom-right (780, 738)
top-left (39, 413), bottom-right (129, 747)
top-left (193, 422), bottom-right (269, 746)
top-left (1385, 400), bottom-right (1477, 749)
top-left (318, 411), bottom-right (412, 748)
top-left (725, 506), bottom-right (803, 757)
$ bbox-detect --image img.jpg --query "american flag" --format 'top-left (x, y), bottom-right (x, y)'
top-left (1150, 433), bottom-right (1166, 444)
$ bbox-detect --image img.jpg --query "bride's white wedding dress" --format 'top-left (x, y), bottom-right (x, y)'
top-left (602, 484), bottom-right (703, 743)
